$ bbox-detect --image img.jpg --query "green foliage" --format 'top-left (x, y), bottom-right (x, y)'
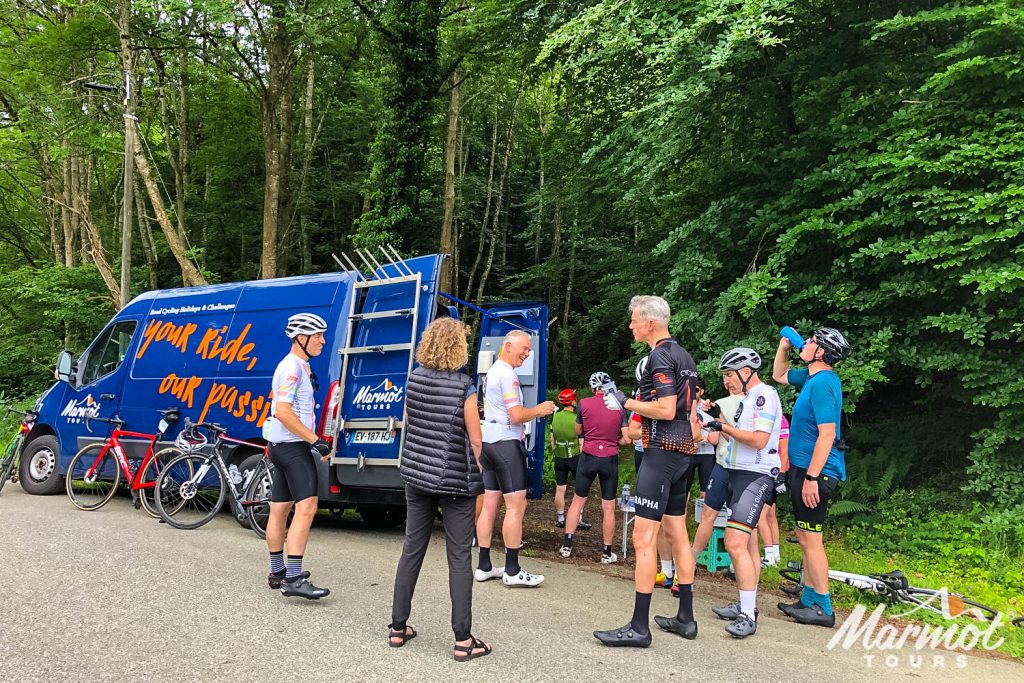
top-left (0, 265), bottom-right (114, 397)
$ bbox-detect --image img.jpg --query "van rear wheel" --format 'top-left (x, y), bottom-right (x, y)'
top-left (358, 504), bottom-right (406, 529)
top-left (19, 435), bottom-right (62, 495)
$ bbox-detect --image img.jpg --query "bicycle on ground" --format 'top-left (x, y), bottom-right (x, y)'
top-left (65, 408), bottom-right (182, 515)
top-left (153, 419), bottom-right (274, 537)
top-left (0, 406), bottom-right (39, 495)
top-left (779, 561), bottom-right (999, 622)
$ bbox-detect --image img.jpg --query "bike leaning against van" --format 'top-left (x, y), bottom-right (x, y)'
top-left (153, 418), bottom-right (274, 537)
top-left (0, 406), bottom-right (39, 495)
top-left (64, 408), bottom-right (183, 515)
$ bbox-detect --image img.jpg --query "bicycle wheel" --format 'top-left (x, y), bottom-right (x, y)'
top-left (243, 461), bottom-right (273, 539)
top-left (0, 436), bottom-right (19, 495)
top-left (136, 447), bottom-right (185, 518)
top-left (154, 452), bottom-right (226, 530)
top-left (904, 588), bottom-right (1000, 622)
top-left (66, 444), bottom-right (121, 511)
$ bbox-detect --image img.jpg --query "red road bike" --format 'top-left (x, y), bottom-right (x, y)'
top-left (65, 408), bottom-right (182, 515)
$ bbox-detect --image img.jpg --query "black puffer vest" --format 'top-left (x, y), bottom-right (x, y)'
top-left (400, 366), bottom-right (483, 496)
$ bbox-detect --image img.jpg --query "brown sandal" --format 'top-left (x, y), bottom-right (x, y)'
top-left (388, 624), bottom-right (417, 648)
top-left (453, 636), bottom-right (492, 661)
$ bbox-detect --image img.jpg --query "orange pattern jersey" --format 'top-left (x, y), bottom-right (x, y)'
top-left (637, 338), bottom-right (698, 455)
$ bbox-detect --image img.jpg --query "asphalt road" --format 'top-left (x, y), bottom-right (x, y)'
top-left (1, 487), bottom-right (1019, 682)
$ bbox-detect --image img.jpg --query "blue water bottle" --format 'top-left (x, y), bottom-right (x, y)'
top-left (780, 326), bottom-right (805, 350)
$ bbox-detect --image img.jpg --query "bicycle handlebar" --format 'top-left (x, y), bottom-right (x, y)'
top-left (84, 414), bottom-right (127, 433)
top-left (182, 417), bottom-right (228, 436)
top-left (3, 405), bottom-right (38, 422)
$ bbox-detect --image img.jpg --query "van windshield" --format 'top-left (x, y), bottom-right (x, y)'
top-left (81, 320), bottom-right (138, 386)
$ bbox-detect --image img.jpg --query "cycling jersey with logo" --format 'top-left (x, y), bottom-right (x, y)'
top-left (724, 382), bottom-right (782, 475)
top-left (482, 358), bottom-right (524, 443)
top-left (550, 409), bottom-right (580, 458)
top-left (263, 353), bottom-right (315, 443)
top-left (787, 367), bottom-right (845, 481)
top-left (637, 338), bottom-right (698, 454)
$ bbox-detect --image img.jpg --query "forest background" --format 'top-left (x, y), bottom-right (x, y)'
top-left (0, 0), bottom-right (1022, 635)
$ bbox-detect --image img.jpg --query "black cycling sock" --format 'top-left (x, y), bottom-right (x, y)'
top-left (603, 545), bottom-right (612, 555)
top-left (505, 546), bottom-right (521, 576)
top-left (478, 547), bottom-right (492, 572)
top-left (563, 533), bottom-right (574, 547)
top-left (630, 591), bottom-right (652, 633)
top-left (676, 582), bottom-right (694, 622)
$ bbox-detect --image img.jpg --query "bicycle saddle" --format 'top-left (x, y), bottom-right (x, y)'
top-left (869, 570), bottom-right (909, 589)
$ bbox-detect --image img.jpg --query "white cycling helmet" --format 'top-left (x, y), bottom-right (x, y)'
top-left (719, 347), bottom-right (762, 371)
top-left (285, 313), bottom-right (328, 339)
top-left (635, 356), bottom-right (649, 383)
top-left (174, 424), bottom-right (208, 453)
top-left (589, 371), bottom-right (611, 390)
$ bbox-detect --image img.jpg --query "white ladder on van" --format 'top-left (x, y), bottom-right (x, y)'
top-left (332, 245), bottom-right (421, 468)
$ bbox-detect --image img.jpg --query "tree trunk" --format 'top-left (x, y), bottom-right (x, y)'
top-left (299, 59), bottom-right (315, 274)
top-left (118, 0), bottom-right (136, 308)
top-left (475, 80), bottom-right (523, 303)
top-left (133, 134), bottom-right (208, 286)
top-left (72, 163), bottom-right (121, 307)
top-left (135, 176), bottom-right (158, 289)
top-left (548, 201), bottom-right (562, 312)
top-left (562, 223), bottom-right (576, 326)
top-left (37, 146), bottom-right (62, 265)
top-left (61, 155), bottom-right (75, 266)
top-left (259, 0), bottom-right (294, 279)
top-left (439, 69), bottom-right (460, 293)
top-left (465, 109), bottom-right (498, 300)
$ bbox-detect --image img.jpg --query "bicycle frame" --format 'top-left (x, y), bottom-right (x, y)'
top-left (1, 408), bottom-right (38, 492)
top-left (185, 432), bottom-right (269, 515)
top-left (83, 428), bottom-right (162, 496)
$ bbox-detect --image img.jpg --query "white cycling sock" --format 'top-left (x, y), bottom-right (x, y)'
top-left (739, 589), bottom-right (757, 620)
top-left (661, 560), bottom-right (675, 578)
top-left (766, 545), bottom-right (779, 561)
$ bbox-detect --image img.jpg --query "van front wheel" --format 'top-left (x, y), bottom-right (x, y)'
top-left (20, 435), bottom-right (62, 495)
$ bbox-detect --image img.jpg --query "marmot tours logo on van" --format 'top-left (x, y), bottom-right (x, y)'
top-left (353, 378), bottom-right (403, 410)
top-left (60, 394), bottom-right (102, 423)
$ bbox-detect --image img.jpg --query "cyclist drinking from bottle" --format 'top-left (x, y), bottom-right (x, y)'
top-left (772, 326), bottom-right (851, 627)
top-left (262, 313), bottom-right (333, 599)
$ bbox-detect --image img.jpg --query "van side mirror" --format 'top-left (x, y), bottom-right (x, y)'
top-left (55, 351), bottom-right (74, 383)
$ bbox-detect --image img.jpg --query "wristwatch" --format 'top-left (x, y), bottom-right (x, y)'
top-left (804, 473), bottom-right (820, 481)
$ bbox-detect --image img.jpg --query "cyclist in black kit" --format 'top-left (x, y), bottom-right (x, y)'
top-left (593, 295), bottom-right (701, 648)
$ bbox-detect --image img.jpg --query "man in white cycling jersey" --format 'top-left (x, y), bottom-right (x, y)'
top-left (475, 330), bottom-right (556, 587)
top-left (701, 347), bottom-right (782, 638)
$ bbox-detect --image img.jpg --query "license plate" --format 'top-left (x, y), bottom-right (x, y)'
top-left (351, 430), bottom-right (395, 445)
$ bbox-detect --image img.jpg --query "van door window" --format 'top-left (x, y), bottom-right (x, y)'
top-left (81, 321), bottom-right (138, 385)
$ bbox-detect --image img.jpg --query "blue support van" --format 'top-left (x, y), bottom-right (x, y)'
top-left (19, 251), bottom-right (549, 525)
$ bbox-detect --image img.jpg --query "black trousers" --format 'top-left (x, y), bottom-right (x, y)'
top-left (390, 486), bottom-right (476, 641)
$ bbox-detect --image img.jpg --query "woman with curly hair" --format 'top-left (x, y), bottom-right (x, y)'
top-left (388, 316), bottom-right (491, 661)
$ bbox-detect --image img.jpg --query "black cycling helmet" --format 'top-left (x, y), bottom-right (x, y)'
top-left (635, 357), bottom-right (649, 383)
top-left (812, 327), bottom-right (851, 365)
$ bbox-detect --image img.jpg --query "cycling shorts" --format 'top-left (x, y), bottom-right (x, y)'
top-left (574, 454), bottom-right (619, 501)
top-left (693, 450), bottom-right (715, 493)
top-left (481, 440), bottom-right (528, 494)
top-left (633, 448), bottom-right (643, 473)
top-left (553, 455), bottom-right (580, 487)
top-left (788, 466), bottom-right (839, 533)
top-left (703, 464), bottom-right (729, 512)
top-left (633, 447), bottom-right (694, 521)
top-left (723, 470), bottom-right (773, 534)
top-left (269, 440), bottom-right (318, 503)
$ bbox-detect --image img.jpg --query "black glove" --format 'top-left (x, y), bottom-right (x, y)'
top-left (311, 439), bottom-right (332, 457)
top-left (704, 420), bottom-right (723, 432)
top-left (705, 402), bottom-right (722, 418)
top-left (774, 471), bottom-right (787, 495)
